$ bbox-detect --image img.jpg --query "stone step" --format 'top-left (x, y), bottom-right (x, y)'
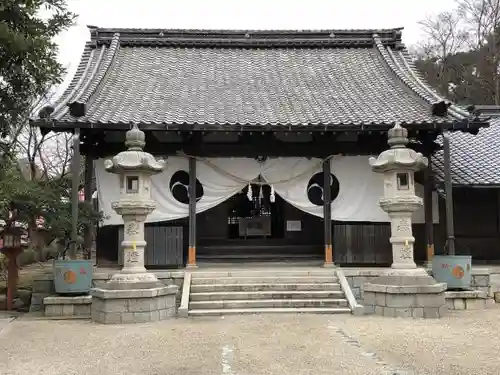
top-left (190, 290), bottom-right (344, 301)
top-left (191, 270), bottom-right (337, 278)
top-left (191, 276), bottom-right (338, 285)
top-left (190, 283), bottom-right (342, 293)
top-left (188, 307), bottom-right (352, 316)
top-left (189, 298), bottom-right (349, 309)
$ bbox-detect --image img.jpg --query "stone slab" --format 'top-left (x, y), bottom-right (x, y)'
top-left (336, 269), bottom-right (363, 316)
top-left (445, 290), bottom-right (487, 299)
top-left (91, 285), bottom-right (177, 299)
top-left (44, 295), bottom-right (92, 305)
top-left (178, 272), bottom-right (192, 318)
top-left (364, 282), bottom-right (447, 294)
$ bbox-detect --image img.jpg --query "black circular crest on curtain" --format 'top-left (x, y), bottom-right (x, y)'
top-left (306, 172), bottom-right (340, 206)
top-left (169, 171), bottom-right (204, 204)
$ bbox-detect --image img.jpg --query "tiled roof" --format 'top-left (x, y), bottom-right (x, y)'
top-left (38, 27), bottom-right (481, 131)
top-left (432, 108), bottom-right (500, 186)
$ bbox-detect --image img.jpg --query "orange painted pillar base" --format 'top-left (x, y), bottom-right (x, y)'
top-left (426, 244), bottom-right (435, 266)
top-left (323, 244), bottom-right (334, 268)
top-left (187, 246), bottom-right (197, 268)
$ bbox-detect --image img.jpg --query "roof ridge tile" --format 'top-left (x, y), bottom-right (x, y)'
top-left (89, 27), bottom-right (404, 49)
top-left (52, 43), bottom-right (94, 119)
top-left (54, 45), bottom-right (106, 120)
top-left (78, 33), bottom-right (121, 105)
top-left (395, 49), bottom-right (469, 118)
top-left (373, 34), bottom-right (440, 119)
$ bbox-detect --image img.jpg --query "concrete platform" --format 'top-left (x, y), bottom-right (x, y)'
top-left (44, 295), bottom-right (92, 318)
top-left (445, 290), bottom-right (495, 310)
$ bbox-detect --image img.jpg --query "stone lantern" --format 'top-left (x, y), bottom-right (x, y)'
top-left (363, 123), bottom-right (447, 319)
top-left (104, 124), bottom-right (164, 282)
top-left (368, 123), bottom-right (427, 269)
top-left (90, 124), bottom-right (179, 324)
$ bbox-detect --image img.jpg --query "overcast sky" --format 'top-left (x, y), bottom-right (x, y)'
top-left (54, 0), bottom-right (458, 88)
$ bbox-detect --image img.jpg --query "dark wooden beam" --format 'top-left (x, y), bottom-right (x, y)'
top-left (70, 129), bottom-right (81, 259)
top-left (424, 158), bottom-right (434, 263)
top-left (442, 133), bottom-right (456, 256)
top-left (80, 132), bottom-right (394, 157)
top-left (323, 159), bottom-right (333, 267)
top-left (187, 157), bottom-right (197, 268)
top-left (83, 155), bottom-right (94, 256)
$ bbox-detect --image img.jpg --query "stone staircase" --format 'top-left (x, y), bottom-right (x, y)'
top-left (185, 269), bottom-right (352, 316)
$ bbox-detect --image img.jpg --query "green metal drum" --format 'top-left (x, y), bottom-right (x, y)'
top-left (53, 260), bottom-right (93, 294)
top-left (431, 255), bottom-right (472, 290)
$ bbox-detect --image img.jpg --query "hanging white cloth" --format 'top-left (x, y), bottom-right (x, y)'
top-left (260, 156), bottom-right (438, 223)
top-left (95, 156), bottom-right (439, 226)
top-left (95, 157), bottom-right (262, 226)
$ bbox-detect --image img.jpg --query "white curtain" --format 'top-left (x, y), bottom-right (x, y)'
top-left (95, 157), bottom-right (262, 225)
top-left (95, 156), bottom-right (439, 226)
top-left (260, 156), bottom-right (439, 223)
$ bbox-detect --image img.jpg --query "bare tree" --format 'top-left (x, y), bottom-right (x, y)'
top-left (7, 84), bottom-right (74, 181)
top-left (417, 11), bottom-right (470, 96)
top-left (456, 0), bottom-right (500, 104)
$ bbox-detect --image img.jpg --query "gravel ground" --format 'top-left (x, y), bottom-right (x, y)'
top-left (1, 307), bottom-right (500, 375)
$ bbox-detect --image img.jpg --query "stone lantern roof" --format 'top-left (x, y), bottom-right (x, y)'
top-left (104, 124), bottom-right (165, 174)
top-left (369, 123), bottom-right (428, 172)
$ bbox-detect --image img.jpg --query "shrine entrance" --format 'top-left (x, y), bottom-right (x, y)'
top-left (227, 184), bottom-right (285, 240)
top-left (196, 183), bottom-right (324, 263)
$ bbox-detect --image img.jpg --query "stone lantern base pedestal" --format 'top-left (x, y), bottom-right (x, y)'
top-left (90, 274), bottom-right (178, 324)
top-left (363, 268), bottom-right (447, 319)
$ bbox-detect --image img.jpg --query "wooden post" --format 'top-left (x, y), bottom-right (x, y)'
top-left (83, 156), bottom-right (93, 259)
top-left (187, 157), bottom-right (197, 268)
top-left (443, 133), bottom-right (456, 256)
top-left (424, 158), bottom-right (435, 265)
top-left (323, 159), bottom-right (334, 267)
top-left (70, 128), bottom-right (80, 260)
top-left (6, 249), bottom-right (21, 311)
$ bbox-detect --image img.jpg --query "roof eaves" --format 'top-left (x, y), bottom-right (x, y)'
top-left (34, 119), bottom-right (460, 132)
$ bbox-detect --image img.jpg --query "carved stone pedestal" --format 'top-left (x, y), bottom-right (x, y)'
top-left (363, 269), bottom-right (447, 319)
top-left (91, 285), bottom-right (178, 324)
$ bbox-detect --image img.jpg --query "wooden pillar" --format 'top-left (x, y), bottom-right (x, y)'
top-left (69, 128), bottom-right (80, 260)
top-left (187, 157), bottom-right (197, 268)
top-left (443, 132), bottom-right (456, 255)
top-left (323, 159), bottom-right (334, 267)
top-left (424, 158), bottom-right (435, 264)
top-left (83, 155), bottom-right (93, 258)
